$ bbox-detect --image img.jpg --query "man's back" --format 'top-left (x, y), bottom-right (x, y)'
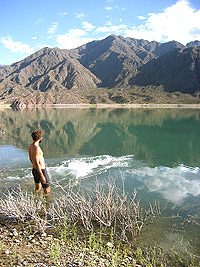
top-left (28, 143), bottom-right (45, 170)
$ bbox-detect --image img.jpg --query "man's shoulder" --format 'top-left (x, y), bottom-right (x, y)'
top-left (29, 143), bottom-right (39, 151)
top-left (28, 143), bottom-right (33, 151)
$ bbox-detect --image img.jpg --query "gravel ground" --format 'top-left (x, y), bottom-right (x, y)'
top-left (0, 221), bottom-right (142, 267)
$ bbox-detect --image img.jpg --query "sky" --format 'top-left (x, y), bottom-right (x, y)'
top-left (0, 0), bottom-right (200, 65)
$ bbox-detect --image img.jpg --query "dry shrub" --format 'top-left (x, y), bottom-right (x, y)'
top-left (0, 179), bottom-right (160, 242)
top-left (0, 186), bottom-right (48, 232)
top-left (50, 178), bottom-right (160, 242)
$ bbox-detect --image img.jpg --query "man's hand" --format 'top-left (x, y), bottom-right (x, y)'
top-left (41, 175), bottom-right (46, 183)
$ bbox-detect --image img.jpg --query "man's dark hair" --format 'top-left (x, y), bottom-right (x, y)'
top-left (31, 129), bottom-right (43, 141)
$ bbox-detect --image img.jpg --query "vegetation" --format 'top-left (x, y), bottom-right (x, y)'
top-left (0, 180), bottom-right (199, 266)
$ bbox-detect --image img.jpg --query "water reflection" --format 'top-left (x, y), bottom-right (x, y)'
top-left (0, 108), bottom-right (200, 167)
top-left (0, 108), bottom-right (200, 259)
top-left (126, 165), bottom-right (200, 202)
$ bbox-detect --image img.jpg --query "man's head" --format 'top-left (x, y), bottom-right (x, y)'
top-left (31, 129), bottom-right (43, 141)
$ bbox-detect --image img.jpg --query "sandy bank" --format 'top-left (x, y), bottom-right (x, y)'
top-left (0, 103), bottom-right (11, 109)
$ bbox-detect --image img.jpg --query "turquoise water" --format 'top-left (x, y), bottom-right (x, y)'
top-left (0, 108), bottom-right (200, 262)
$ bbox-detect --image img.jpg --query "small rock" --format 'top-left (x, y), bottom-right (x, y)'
top-left (41, 232), bottom-right (47, 237)
top-left (12, 228), bottom-right (18, 236)
top-left (19, 231), bottom-right (25, 236)
top-left (106, 242), bottom-right (113, 248)
top-left (127, 256), bottom-right (136, 262)
top-left (5, 250), bottom-right (10, 255)
top-left (15, 239), bottom-right (21, 243)
top-left (27, 235), bottom-right (34, 240)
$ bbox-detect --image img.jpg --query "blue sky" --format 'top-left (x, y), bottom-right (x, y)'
top-left (0, 0), bottom-right (200, 65)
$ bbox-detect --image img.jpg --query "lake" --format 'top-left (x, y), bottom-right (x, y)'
top-left (0, 107), bottom-right (200, 262)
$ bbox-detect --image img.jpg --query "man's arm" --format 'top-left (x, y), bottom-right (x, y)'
top-left (35, 148), bottom-right (46, 183)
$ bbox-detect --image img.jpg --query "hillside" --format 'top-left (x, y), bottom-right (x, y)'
top-left (0, 34), bottom-right (200, 105)
top-left (130, 47), bottom-right (200, 94)
top-left (0, 47), bottom-right (100, 104)
top-left (70, 35), bottom-right (186, 87)
top-left (70, 35), bottom-right (157, 87)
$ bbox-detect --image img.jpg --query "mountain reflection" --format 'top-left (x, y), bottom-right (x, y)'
top-left (0, 108), bottom-right (200, 167)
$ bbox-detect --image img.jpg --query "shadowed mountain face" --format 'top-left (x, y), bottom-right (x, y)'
top-left (71, 35), bottom-right (186, 87)
top-left (70, 35), bottom-right (158, 87)
top-left (0, 35), bottom-right (200, 104)
top-left (130, 47), bottom-right (200, 94)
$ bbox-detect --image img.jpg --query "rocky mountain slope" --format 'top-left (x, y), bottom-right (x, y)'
top-left (130, 47), bottom-right (200, 94)
top-left (0, 35), bottom-right (200, 105)
top-left (0, 47), bottom-right (100, 104)
top-left (70, 35), bottom-right (186, 87)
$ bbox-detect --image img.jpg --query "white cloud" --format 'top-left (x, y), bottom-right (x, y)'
top-left (75, 13), bottom-right (85, 19)
top-left (34, 19), bottom-right (44, 25)
top-left (95, 26), bottom-right (111, 34)
top-left (95, 24), bottom-right (127, 35)
top-left (106, 21), bottom-right (112, 26)
top-left (124, 0), bottom-right (200, 44)
top-left (82, 21), bottom-right (96, 31)
top-left (56, 29), bottom-right (94, 49)
top-left (138, 16), bottom-right (146, 20)
top-left (1, 37), bottom-right (34, 55)
top-left (48, 22), bottom-right (58, 34)
top-left (111, 24), bottom-right (127, 31)
top-left (32, 37), bottom-right (37, 40)
top-left (105, 7), bottom-right (112, 10)
top-left (59, 12), bottom-right (67, 16)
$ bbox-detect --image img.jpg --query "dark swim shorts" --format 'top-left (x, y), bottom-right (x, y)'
top-left (32, 168), bottom-right (50, 188)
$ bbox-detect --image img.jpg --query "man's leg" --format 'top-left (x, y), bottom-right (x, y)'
top-left (42, 169), bottom-right (51, 195)
top-left (35, 183), bottom-right (42, 193)
top-left (44, 186), bottom-right (51, 195)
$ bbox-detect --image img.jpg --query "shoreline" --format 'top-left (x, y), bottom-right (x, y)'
top-left (46, 103), bottom-right (200, 109)
top-left (2, 103), bottom-right (200, 110)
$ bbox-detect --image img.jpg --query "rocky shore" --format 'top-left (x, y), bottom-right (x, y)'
top-left (4, 99), bottom-right (200, 111)
top-left (0, 220), bottom-right (142, 267)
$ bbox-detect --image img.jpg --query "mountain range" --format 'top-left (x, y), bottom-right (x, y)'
top-left (0, 35), bottom-right (200, 105)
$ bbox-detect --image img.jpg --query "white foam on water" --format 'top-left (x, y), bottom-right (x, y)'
top-left (0, 168), bottom-right (33, 182)
top-left (49, 155), bottom-right (133, 179)
top-left (1, 151), bottom-right (199, 204)
top-left (7, 176), bottom-right (21, 180)
top-left (126, 165), bottom-right (200, 203)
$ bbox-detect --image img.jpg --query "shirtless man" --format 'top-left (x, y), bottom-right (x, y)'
top-left (28, 129), bottom-right (50, 194)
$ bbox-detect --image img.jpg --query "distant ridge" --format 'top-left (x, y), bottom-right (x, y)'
top-left (0, 34), bottom-right (200, 105)
top-left (186, 40), bottom-right (200, 48)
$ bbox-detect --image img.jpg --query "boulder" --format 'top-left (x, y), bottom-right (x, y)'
top-left (10, 99), bottom-right (26, 110)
